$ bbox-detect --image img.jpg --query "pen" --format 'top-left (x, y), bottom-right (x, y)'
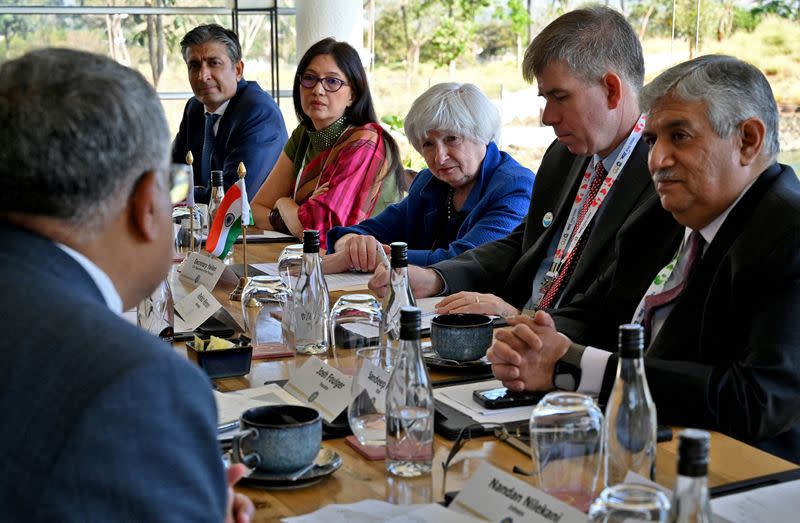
top-left (376, 243), bottom-right (391, 270)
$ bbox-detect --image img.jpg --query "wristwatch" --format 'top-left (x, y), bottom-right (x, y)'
top-left (553, 344), bottom-right (583, 391)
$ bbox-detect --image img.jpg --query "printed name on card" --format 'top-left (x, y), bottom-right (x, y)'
top-left (284, 356), bottom-right (353, 423)
top-left (180, 252), bottom-right (227, 290)
top-left (174, 285), bottom-right (223, 331)
top-left (450, 462), bottom-right (586, 523)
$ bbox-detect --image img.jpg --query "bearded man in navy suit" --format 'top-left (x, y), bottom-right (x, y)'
top-left (172, 24), bottom-right (287, 203)
top-left (0, 48), bottom-right (254, 521)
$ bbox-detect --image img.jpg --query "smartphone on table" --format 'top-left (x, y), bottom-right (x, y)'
top-left (472, 387), bottom-right (545, 410)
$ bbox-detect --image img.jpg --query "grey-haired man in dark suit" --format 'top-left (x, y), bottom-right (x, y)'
top-left (0, 48), bottom-right (254, 521)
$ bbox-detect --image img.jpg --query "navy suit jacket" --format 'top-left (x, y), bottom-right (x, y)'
top-left (326, 142), bottom-right (535, 266)
top-left (0, 222), bottom-right (227, 521)
top-left (172, 78), bottom-right (288, 203)
top-left (432, 138), bottom-right (675, 310)
top-left (555, 164), bottom-right (800, 463)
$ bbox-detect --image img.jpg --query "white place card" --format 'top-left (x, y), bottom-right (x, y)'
top-left (179, 252), bottom-right (226, 290)
top-left (284, 356), bottom-right (353, 423)
top-left (352, 357), bottom-right (391, 412)
top-left (450, 462), bottom-right (585, 523)
top-left (173, 285), bottom-right (222, 331)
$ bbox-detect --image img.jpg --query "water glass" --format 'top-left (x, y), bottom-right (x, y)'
top-left (587, 483), bottom-right (671, 522)
top-left (241, 275), bottom-right (289, 348)
top-left (329, 293), bottom-right (382, 351)
top-left (175, 214), bottom-right (203, 255)
top-left (136, 279), bottom-right (174, 338)
top-left (277, 243), bottom-right (304, 289)
top-left (348, 345), bottom-right (392, 446)
top-left (529, 392), bottom-right (604, 512)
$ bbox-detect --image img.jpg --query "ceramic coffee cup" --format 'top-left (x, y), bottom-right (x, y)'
top-left (430, 313), bottom-right (493, 362)
top-left (232, 405), bottom-right (322, 473)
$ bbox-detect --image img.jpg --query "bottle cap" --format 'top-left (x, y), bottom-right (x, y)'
top-left (211, 170), bottom-right (224, 186)
top-left (618, 323), bottom-right (644, 358)
top-left (399, 306), bottom-right (421, 340)
top-left (303, 229), bottom-right (320, 253)
top-left (677, 428), bottom-right (710, 477)
top-left (390, 242), bottom-right (408, 268)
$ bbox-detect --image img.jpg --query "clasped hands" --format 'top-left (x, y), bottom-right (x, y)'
top-left (487, 310), bottom-right (572, 392)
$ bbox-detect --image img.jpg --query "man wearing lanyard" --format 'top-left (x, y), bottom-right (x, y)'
top-left (489, 55), bottom-right (800, 463)
top-left (370, 7), bottom-right (679, 323)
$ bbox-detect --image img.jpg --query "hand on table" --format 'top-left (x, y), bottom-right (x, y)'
top-left (487, 310), bottom-right (570, 392)
top-left (368, 265), bottom-right (444, 299)
top-left (225, 463), bottom-right (255, 523)
top-left (435, 292), bottom-right (520, 317)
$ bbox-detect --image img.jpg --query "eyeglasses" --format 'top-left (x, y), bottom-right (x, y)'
top-left (297, 73), bottom-right (349, 93)
top-left (168, 163), bottom-right (192, 205)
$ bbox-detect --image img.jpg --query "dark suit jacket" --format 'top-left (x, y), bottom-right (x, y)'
top-left (432, 138), bottom-right (668, 309)
top-left (0, 222), bottom-right (227, 521)
top-left (172, 78), bottom-right (288, 204)
top-left (555, 164), bottom-right (800, 463)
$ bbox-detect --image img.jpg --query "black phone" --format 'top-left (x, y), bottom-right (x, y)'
top-left (472, 387), bottom-right (544, 409)
top-left (196, 316), bottom-right (235, 338)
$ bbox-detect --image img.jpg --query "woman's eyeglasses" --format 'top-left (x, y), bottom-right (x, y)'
top-left (297, 73), bottom-right (348, 93)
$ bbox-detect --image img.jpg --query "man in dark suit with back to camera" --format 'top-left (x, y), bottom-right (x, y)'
top-left (371, 7), bottom-right (680, 325)
top-left (0, 48), bottom-right (254, 521)
top-left (172, 23), bottom-right (288, 203)
top-left (489, 55), bottom-right (800, 463)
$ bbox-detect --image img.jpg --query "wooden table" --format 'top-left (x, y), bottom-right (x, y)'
top-left (174, 241), bottom-right (799, 523)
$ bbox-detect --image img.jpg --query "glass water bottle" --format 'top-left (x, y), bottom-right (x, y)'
top-left (605, 324), bottom-right (657, 485)
top-left (291, 230), bottom-right (330, 355)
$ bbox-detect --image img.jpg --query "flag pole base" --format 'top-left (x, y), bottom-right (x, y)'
top-left (229, 276), bottom-right (250, 302)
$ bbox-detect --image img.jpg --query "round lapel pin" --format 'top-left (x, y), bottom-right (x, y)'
top-left (542, 212), bottom-right (554, 228)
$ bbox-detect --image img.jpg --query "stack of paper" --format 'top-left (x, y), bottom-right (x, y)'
top-left (434, 379), bottom-right (535, 424)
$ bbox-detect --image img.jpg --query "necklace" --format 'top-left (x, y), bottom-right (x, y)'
top-left (307, 115), bottom-right (348, 151)
top-left (446, 187), bottom-right (456, 221)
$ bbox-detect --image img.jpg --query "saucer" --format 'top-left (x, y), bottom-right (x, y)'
top-left (235, 448), bottom-right (342, 490)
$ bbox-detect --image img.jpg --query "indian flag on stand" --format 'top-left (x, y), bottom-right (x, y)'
top-left (206, 178), bottom-right (252, 259)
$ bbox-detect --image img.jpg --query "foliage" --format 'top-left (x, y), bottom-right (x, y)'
top-left (752, 0), bottom-right (800, 20)
top-left (424, 0), bottom-right (489, 69)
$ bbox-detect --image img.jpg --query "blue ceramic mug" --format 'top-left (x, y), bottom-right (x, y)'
top-left (232, 405), bottom-right (322, 472)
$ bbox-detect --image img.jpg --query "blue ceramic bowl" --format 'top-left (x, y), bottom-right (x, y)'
top-left (233, 405), bottom-right (322, 473)
top-left (431, 313), bottom-right (493, 362)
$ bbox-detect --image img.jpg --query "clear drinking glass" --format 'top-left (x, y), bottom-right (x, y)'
top-left (330, 293), bottom-right (382, 351)
top-left (587, 483), bottom-right (672, 522)
top-left (241, 275), bottom-right (289, 349)
top-left (277, 243), bottom-right (304, 288)
top-left (529, 392), bottom-right (604, 512)
top-left (348, 345), bottom-right (392, 446)
top-left (175, 214), bottom-right (203, 256)
top-left (136, 279), bottom-right (174, 338)
top-left (277, 244), bottom-right (303, 349)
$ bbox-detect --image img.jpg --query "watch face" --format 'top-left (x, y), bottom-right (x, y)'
top-left (553, 360), bottom-right (581, 391)
top-left (554, 373), bottom-right (578, 391)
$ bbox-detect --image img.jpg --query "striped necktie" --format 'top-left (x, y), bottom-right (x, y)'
top-left (202, 113), bottom-right (221, 184)
top-left (642, 230), bottom-right (705, 343)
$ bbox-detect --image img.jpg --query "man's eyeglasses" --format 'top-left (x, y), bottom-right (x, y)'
top-left (168, 163), bottom-right (192, 205)
top-left (297, 73), bottom-right (349, 93)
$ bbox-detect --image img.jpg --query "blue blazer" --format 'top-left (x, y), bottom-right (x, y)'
top-left (0, 223), bottom-right (226, 521)
top-left (172, 78), bottom-right (288, 203)
top-left (327, 142), bottom-right (534, 266)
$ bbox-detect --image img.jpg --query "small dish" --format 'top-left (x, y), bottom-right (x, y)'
top-left (234, 448), bottom-right (342, 490)
top-left (186, 340), bottom-right (253, 379)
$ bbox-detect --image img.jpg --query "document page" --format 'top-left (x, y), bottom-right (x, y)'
top-left (711, 479), bottom-right (800, 523)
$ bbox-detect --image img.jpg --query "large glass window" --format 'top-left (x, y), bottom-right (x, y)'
top-left (0, 1), bottom-right (296, 132)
